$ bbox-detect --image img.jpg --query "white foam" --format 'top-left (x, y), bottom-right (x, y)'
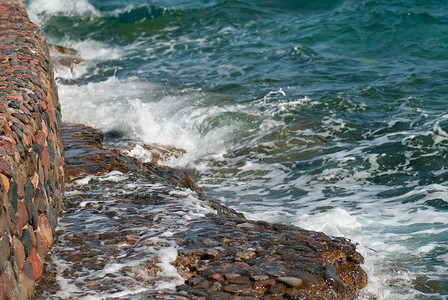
top-left (27, 0), bottom-right (101, 26)
top-left (58, 76), bottom-right (246, 168)
top-left (155, 247), bottom-right (184, 290)
top-left (296, 207), bottom-right (361, 237)
top-left (98, 171), bottom-right (127, 182)
top-left (74, 175), bottom-right (95, 185)
top-left (416, 243), bottom-right (438, 254)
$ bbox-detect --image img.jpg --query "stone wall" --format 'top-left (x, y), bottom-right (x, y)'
top-left (0, 1), bottom-right (64, 298)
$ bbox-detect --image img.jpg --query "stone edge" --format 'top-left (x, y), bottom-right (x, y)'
top-left (0, 1), bottom-right (64, 299)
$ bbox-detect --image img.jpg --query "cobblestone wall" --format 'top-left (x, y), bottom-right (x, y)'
top-left (0, 1), bottom-right (64, 298)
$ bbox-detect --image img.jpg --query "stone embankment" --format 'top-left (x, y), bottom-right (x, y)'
top-left (0, 0), bottom-right (65, 298)
top-left (1, 0), bottom-right (369, 299)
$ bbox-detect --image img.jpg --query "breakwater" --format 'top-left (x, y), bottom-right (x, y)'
top-left (34, 123), bottom-right (368, 299)
top-left (1, 0), bottom-right (368, 299)
top-left (0, 0), bottom-right (64, 298)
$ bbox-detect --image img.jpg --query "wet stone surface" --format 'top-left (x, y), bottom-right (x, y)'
top-left (33, 124), bottom-right (367, 299)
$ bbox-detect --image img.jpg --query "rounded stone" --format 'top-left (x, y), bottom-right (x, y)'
top-left (277, 277), bottom-right (304, 288)
top-left (14, 200), bottom-right (28, 236)
top-left (0, 234), bottom-right (11, 264)
top-left (26, 248), bottom-right (42, 281)
top-left (269, 283), bottom-right (287, 294)
top-left (12, 237), bottom-right (25, 270)
top-left (7, 181), bottom-right (17, 213)
top-left (321, 265), bottom-right (345, 292)
top-left (19, 262), bottom-right (34, 298)
top-left (208, 281), bottom-right (222, 292)
top-left (253, 279), bottom-right (276, 289)
top-left (36, 214), bottom-right (53, 250)
top-left (20, 229), bottom-right (33, 259)
top-left (0, 272), bottom-right (13, 300)
top-left (33, 188), bottom-right (47, 214)
top-left (26, 201), bottom-right (39, 230)
top-left (228, 276), bottom-right (251, 285)
top-left (223, 283), bottom-right (253, 294)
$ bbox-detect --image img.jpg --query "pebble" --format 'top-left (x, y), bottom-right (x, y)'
top-left (235, 250), bottom-right (256, 260)
top-left (277, 276), bottom-right (304, 288)
top-left (228, 276), bottom-right (251, 285)
top-left (253, 279), bottom-right (276, 289)
top-left (223, 284), bottom-right (253, 294)
top-left (224, 273), bottom-right (240, 280)
top-left (208, 281), bottom-right (222, 292)
top-left (321, 265), bottom-right (345, 292)
top-left (187, 276), bottom-right (206, 286)
top-left (125, 234), bottom-right (139, 245)
top-left (251, 274), bottom-right (269, 281)
top-left (269, 283), bottom-right (287, 294)
top-left (208, 273), bottom-right (225, 283)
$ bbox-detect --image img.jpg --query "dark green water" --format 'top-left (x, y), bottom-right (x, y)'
top-left (25, 0), bottom-right (448, 298)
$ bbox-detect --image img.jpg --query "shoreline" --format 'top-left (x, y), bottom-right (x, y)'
top-left (0, 1), bottom-right (369, 298)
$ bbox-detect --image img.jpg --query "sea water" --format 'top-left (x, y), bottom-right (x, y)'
top-left (24, 0), bottom-right (448, 298)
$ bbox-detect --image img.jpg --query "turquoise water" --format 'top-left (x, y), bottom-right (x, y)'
top-left (25, 0), bottom-right (448, 298)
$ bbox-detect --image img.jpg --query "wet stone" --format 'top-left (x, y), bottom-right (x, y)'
top-left (285, 291), bottom-right (305, 300)
top-left (321, 265), bottom-right (345, 292)
top-left (193, 280), bottom-right (210, 290)
top-left (267, 268), bottom-right (287, 278)
top-left (269, 283), bottom-right (287, 295)
top-left (253, 278), bottom-right (276, 289)
top-left (251, 274), bottom-right (269, 281)
top-left (235, 250), bottom-right (256, 260)
top-left (224, 273), bottom-right (241, 280)
top-left (208, 291), bottom-right (231, 300)
top-left (228, 275), bottom-right (251, 285)
top-left (223, 284), bottom-right (253, 294)
top-left (187, 276), bottom-right (205, 286)
top-left (208, 281), bottom-right (222, 292)
top-left (336, 261), bottom-right (368, 290)
top-left (208, 273), bottom-right (225, 283)
top-left (277, 277), bottom-right (304, 288)
top-left (350, 251), bottom-right (365, 264)
top-left (29, 121), bottom-right (368, 298)
top-left (190, 290), bottom-right (208, 297)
